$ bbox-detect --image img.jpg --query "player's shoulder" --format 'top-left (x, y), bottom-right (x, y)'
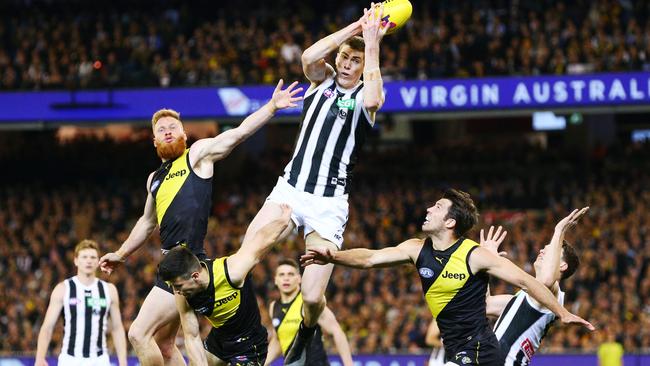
top-left (53, 280), bottom-right (67, 291)
top-left (50, 281), bottom-right (67, 298)
top-left (398, 238), bottom-right (426, 257)
top-left (401, 237), bottom-right (426, 247)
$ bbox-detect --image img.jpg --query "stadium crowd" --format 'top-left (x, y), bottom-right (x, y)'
top-left (1, 135), bottom-right (649, 355)
top-left (1, 0), bottom-right (650, 90)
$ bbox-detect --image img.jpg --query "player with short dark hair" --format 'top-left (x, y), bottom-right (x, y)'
top-left (158, 205), bottom-right (292, 366)
top-left (264, 259), bottom-right (353, 366)
top-left (302, 189), bottom-right (594, 365)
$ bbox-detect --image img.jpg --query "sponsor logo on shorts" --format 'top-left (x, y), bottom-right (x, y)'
top-left (419, 267), bottom-right (434, 278)
top-left (441, 270), bottom-right (466, 281)
top-left (165, 169), bottom-right (187, 180)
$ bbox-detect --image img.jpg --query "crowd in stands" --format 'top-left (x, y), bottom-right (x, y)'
top-left (1, 0), bottom-right (650, 90)
top-left (1, 133), bottom-right (649, 355)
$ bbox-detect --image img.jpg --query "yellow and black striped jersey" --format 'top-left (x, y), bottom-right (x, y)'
top-left (150, 149), bottom-right (212, 258)
top-left (415, 237), bottom-right (490, 351)
top-left (186, 257), bottom-right (267, 358)
top-left (271, 292), bottom-right (327, 363)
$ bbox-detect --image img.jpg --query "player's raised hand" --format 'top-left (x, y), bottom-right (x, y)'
top-left (361, 3), bottom-right (390, 45)
top-left (560, 311), bottom-right (596, 331)
top-left (555, 207), bottom-right (589, 233)
top-left (480, 225), bottom-right (508, 257)
top-left (301, 247), bottom-right (335, 267)
top-left (271, 79), bottom-right (303, 110)
top-left (99, 252), bottom-right (125, 275)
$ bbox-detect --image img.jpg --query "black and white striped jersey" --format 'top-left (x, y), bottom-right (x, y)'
top-left (282, 74), bottom-right (374, 197)
top-left (493, 288), bottom-right (565, 365)
top-left (61, 276), bottom-right (112, 358)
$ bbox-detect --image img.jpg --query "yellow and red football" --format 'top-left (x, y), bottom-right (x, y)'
top-left (373, 0), bottom-right (413, 35)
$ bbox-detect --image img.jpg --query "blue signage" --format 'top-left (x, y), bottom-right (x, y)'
top-left (0, 72), bottom-right (648, 123)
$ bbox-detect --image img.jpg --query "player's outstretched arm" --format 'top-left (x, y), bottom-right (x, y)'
top-left (263, 302), bottom-right (283, 366)
top-left (107, 284), bottom-right (128, 366)
top-left (360, 4), bottom-right (389, 115)
top-left (227, 204), bottom-right (293, 287)
top-left (301, 16), bottom-right (362, 83)
top-left (479, 225), bottom-right (513, 317)
top-left (537, 207), bottom-right (589, 288)
top-left (175, 294), bottom-right (209, 366)
top-left (319, 307), bottom-right (354, 366)
top-left (189, 80), bottom-right (302, 167)
top-left (35, 283), bottom-right (65, 366)
top-left (470, 247), bottom-right (595, 330)
top-left (100, 173), bottom-right (157, 274)
top-left (301, 238), bottom-right (422, 269)
top-left (486, 295), bottom-right (514, 318)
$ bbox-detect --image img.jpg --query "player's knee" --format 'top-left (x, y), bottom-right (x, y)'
top-left (301, 290), bottom-right (325, 307)
top-left (127, 325), bottom-right (148, 349)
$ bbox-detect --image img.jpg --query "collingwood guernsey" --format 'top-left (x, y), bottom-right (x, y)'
top-left (493, 289), bottom-right (565, 365)
top-left (61, 276), bottom-right (111, 358)
top-left (283, 74), bottom-right (374, 197)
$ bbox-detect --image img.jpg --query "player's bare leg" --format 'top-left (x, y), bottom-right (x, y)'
top-left (284, 232), bottom-right (337, 365)
top-left (128, 287), bottom-right (185, 366)
top-left (243, 201), bottom-right (296, 245)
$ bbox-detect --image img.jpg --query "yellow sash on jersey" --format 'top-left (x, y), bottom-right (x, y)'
top-left (277, 293), bottom-right (304, 355)
top-left (206, 257), bottom-right (242, 328)
top-left (425, 239), bottom-right (478, 318)
top-left (155, 149), bottom-right (190, 225)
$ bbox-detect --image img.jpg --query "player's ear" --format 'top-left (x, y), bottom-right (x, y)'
top-left (559, 262), bottom-right (568, 273)
top-left (444, 218), bottom-right (456, 230)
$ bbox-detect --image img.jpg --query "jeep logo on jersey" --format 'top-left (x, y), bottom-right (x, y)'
top-left (441, 270), bottom-right (466, 280)
top-left (419, 267), bottom-right (434, 278)
top-left (165, 169), bottom-right (187, 180)
top-left (336, 98), bottom-right (356, 110)
top-left (214, 292), bottom-right (238, 307)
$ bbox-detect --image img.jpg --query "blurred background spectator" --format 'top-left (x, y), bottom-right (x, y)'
top-left (1, 129), bottom-right (649, 355)
top-left (1, 0), bottom-right (649, 90)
